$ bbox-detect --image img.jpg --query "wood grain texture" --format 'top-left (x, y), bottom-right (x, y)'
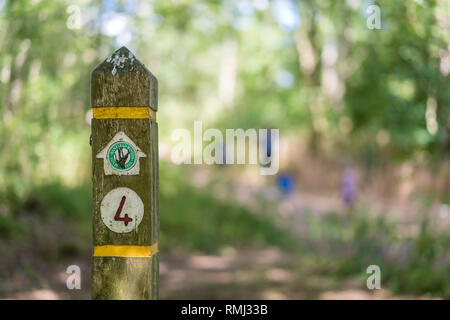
top-left (92, 257), bottom-right (155, 300)
top-left (91, 47), bottom-right (159, 300)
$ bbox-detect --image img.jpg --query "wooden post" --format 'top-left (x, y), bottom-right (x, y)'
top-left (90, 47), bottom-right (159, 300)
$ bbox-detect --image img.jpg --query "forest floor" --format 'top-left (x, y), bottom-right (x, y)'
top-left (1, 166), bottom-right (446, 300)
top-left (5, 248), bottom-right (422, 300)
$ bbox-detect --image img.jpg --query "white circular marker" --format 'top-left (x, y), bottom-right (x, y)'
top-left (100, 187), bottom-right (144, 233)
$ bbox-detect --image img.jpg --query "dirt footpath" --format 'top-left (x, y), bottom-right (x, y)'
top-left (4, 248), bottom-right (422, 300)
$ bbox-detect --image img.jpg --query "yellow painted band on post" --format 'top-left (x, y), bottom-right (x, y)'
top-left (93, 243), bottom-right (159, 258)
top-left (93, 107), bottom-right (156, 120)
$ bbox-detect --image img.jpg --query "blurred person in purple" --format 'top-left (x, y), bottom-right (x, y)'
top-left (341, 167), bottom-right (357, 209)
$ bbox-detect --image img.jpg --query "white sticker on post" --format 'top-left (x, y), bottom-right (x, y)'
top-left (96, 131), bottom-right (146, 176)
top-left (100, 187), bottom-right (144, 233)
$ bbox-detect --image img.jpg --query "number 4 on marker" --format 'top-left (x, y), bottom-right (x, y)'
top-left (114, 196), bottom-right (133, 226)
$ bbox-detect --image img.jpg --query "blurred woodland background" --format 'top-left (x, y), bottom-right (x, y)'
top-left (0, 0), bottom-right (449, 299)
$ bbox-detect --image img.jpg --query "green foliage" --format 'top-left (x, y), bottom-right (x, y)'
top-left (0, 0), bottom-right (97, 199)
top-left (27, 182), bottom-right (92, 219)
top-left (1, 0), bottom-right (448, 198)
top-left (159, 162), bottom-right (296, 252)
top-left (0, 162), bottom-right (295, 254)
top-left (0, 215), bottom-right (26, 237)
top-left (304, 210), bottom-right (450, 297)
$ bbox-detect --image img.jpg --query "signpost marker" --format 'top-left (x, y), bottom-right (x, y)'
top-left (90, 47), bottom-right (159, 299)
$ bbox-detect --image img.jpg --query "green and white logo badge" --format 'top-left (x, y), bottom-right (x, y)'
top-left (108, 141), bottom-right (136, 171)
top-left (96, 131), bottom-right (147, 176)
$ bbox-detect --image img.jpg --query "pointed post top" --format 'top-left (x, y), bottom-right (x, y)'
top-left (99, 47), bottom-right (141, 75)
top-left (91, 47), bottom-right (158, 111)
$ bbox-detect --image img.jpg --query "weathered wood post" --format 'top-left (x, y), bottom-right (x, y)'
top-left (90, 47), bottom-right (159, 299)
